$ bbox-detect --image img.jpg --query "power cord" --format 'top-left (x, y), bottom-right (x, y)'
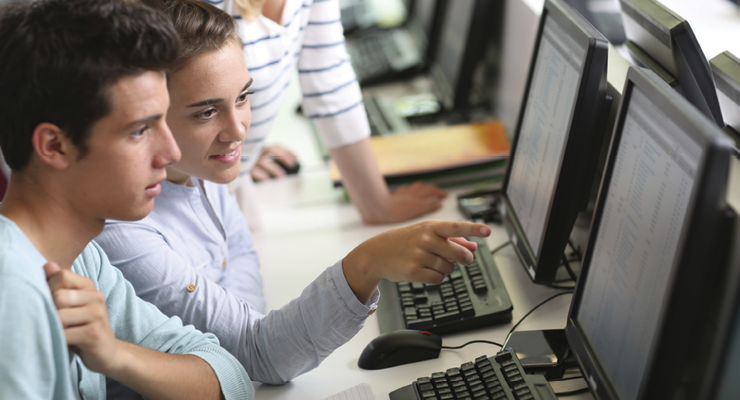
top-left (442, 340), bottom-right (503, 350)
top-left (489, 241), bottom-right (511, 256)
top-left (507, 291), bottom-right (574, 337)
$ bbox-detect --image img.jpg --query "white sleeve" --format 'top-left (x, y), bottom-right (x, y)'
top-left (297, 0), bottom-right (371, 149)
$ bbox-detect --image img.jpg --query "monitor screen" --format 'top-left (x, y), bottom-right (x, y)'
top-left (566, 66), bottom-right (734, 400)
top-left (505, 15), bottom-right (586, 254)
top-left (429, 0), bottom-right (499, 110)
top-left (576, 86), bottom-right (701, 400)
top-left (500, 0), bottom-right (609, 285)
top-left (435, 0), bottom-right (474, 99)
top-left (413, 0), bottom-right (436, 38)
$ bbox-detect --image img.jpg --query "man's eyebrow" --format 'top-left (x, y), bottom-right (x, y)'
top-left (126, 114), bottom-right (162, 129)
top-left (186, 78), bottom-right (254, 108)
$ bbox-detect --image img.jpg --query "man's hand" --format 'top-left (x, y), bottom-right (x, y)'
top-left (44, 262), bottom-right (120, 375)
top-left (343, 220), bottom-right (491, 303)
top-left (250, 145), bottom-right (298, 181)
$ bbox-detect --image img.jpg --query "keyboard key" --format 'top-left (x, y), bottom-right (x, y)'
top-left (407, 317), bottom-right (433, 330)
top-left (419, 383), bottom-right (433, 392)
top-left (434, 311), bottom-right (461, 324)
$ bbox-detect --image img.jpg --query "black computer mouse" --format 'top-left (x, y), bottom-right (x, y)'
top-left (358, 330), bottom-right (442, 370)
top-left (274, 157), bottom-right (300, 175)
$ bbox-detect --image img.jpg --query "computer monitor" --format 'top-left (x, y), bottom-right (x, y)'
top-left (499, 0), bottom-right (610, 285)
top-left (406, 0), bottom-right (446, 64)
top-left (565, 66), bottom-right (735, 400)
top-left (429, 0), bottom-right (501, 111)
top-left (619, 0), bottom-right (724, 127)
top-left (710, 51), bottom-right (740, 139)
top-left (698, 214), bottom-right (740, 400)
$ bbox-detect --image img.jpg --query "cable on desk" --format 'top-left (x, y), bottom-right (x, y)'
top-left (441, 340), bottom-right (503, 350)
top-left (507, 291), bottom-right (574, 337)
top-left (489, 241), bottom-right (511, 256)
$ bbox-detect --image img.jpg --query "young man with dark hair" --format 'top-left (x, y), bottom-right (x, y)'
top-left (0, 0), bottom-right (252, 398)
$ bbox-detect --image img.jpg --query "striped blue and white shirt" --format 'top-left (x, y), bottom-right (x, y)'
top-left (207, 0), bottom-right (371, 176)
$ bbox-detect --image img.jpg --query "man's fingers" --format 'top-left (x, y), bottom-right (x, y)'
top-left (47, 269), bottom-right (97, 292)
top-left (44, 261), bottom-right (61, 280)
top-left (63, 323), bottom-right (108, 348)
top-left (431, 220), bottom-right (491, 239)
top-left (53, 287), bottom-right (106, 309)
top-left (58, 303), bottom-right (107, 329)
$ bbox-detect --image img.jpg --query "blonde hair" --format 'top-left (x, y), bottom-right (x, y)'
top-left (233, 0), bottom-right (265, 21)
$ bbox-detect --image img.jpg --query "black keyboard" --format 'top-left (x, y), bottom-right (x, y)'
top-left (390, 350), bottom-right (558, 400)
top-left (349, 32), bottom-right (395, 81)
top-left (347, 28), bottom-right (424, 86)
top-left (377, 237), bottom-right (513, 335)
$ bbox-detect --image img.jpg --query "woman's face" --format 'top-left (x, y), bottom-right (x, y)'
top-left (165, 40), bottom-right (252, 185)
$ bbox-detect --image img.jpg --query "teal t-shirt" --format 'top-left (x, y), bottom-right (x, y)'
top-left (0, 215), bottom-right (253, 399)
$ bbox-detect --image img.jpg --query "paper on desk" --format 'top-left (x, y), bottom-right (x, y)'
top-left (321, 382), bottom-right (375, 400)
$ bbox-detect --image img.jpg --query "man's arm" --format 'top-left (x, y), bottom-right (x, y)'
top-left (0, 271), bottom-right (75, 399)
top-left (44, 262), bottom-right (227, 400)
top-left (329, 138), bottom-right (448, 224)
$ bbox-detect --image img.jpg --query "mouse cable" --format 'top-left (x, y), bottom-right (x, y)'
top-left (489, 241), bottom-right (511, 256)
top-left (508, 291), bottom-right (574, 337)
top-left (441, 340), bottom-right (503, 350)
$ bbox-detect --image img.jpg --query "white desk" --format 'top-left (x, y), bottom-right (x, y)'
top-left (250, 172), bottom-right (583, 400)
top-left (249, 72), bottom-right (588, 400)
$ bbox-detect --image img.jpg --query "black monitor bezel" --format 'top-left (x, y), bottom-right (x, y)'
top-left (407, 0), bottom-right (448, 65)
top-left (565, 66), bottom-right (734, 400)
top-left (619, 0), bottom-right (724, 127)
top-left (710, 51), bottom-right (740, 135)
top-left (499, 0), bottom-right (609, 284)
top-left (429, 0), bottom-right (498, 111)
top-left (700, 211), bottom-right (740, 400)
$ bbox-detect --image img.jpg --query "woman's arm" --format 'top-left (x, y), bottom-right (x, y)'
top-left (330, 138), bottom-right (449, 224)
top-left (297, 0), bottom-right (447, 224)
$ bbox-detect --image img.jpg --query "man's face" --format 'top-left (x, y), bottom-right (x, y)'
top-left (64, 71), bottom-right (181, 222)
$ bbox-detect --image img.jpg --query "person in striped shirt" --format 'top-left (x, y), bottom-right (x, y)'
top-left (209, 0), bottom-right (448, 225)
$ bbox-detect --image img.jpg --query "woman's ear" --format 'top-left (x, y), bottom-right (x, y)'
top-left (31, 122), bottom-right (77, 169)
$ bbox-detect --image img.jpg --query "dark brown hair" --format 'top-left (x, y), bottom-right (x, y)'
top-left (143, 0), bottom-right (241, 73)
top-left (0, 0), bottom-right (179, 170)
